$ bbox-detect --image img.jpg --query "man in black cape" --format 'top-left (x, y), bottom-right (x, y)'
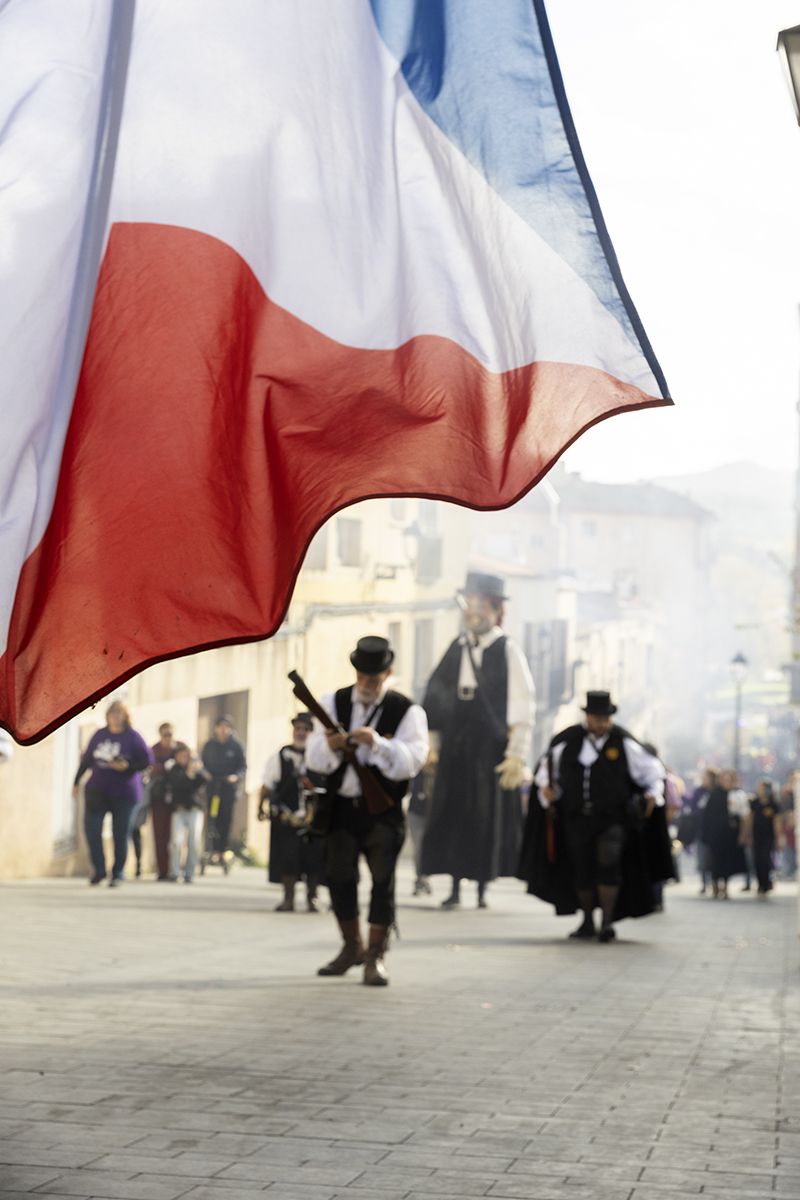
top-left (518, 691), bottom-right (675, 942)
top-left (421, 571), bottom-right (535, 908)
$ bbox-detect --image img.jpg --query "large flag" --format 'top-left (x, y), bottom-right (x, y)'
top-left (0, 0), bottom-right (669, 742)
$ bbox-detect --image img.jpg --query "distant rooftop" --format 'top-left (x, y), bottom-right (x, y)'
top-left (519, 469), bottom-right (713, 521)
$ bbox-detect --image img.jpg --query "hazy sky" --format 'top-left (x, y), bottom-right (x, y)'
top-left (545, 0), bottom-right (800, 482)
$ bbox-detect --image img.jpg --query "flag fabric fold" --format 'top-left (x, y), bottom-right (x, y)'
top-left (0, 0), bottom-right (669, 742)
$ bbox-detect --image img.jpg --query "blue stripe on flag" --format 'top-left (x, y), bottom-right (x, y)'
top-left (369, 0), bottom-right (668, 399)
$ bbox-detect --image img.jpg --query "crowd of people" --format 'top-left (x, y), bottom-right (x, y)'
top-left (73, 708), bottom-right (246, 886)
top-left (677, 767), bottom-right (795, 899)
top-left (71, 570), bottom-right (795, 986)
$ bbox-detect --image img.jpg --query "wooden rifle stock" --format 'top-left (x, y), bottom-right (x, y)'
top-left (545, 807), bottom-right (556, 864)
top-left (287, 670), bottom-right (394, 815)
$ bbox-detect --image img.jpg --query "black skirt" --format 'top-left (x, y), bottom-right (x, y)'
top-left (421, 698), bottom-right (520, 881)
top-left (268, 819), bottom-right (324, 883)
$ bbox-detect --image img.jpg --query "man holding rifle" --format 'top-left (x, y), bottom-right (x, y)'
top-left (302, 636), bottom-right (429, 986)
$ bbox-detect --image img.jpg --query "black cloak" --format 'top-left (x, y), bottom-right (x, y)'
top-left (420, 636), bottom-right (522, 881)
top-left (517, 787), bottom-right (677, 921)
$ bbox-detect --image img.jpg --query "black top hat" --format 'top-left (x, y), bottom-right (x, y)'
top-left (349, 635), bottom-right (394, 674)
top-left (581, 690), bottom-right (618, 717)
top-left (291, 712), bottom-right (314, 730)
top-left (462, 571), bottom-right (508, 601)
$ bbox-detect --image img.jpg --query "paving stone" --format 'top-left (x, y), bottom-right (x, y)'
top-left (214, 1163), bottom-right (364, 1187)
top-left (486, 1182), bottom-right (634, 1200)
top-left (180, 1190), bottom-right (269, 1200)
top-left (0, 1142), bottom-right (101, 1170)
top-left (32, 1170), bottom-right (212, 1198)
top-left (0, 1164), bottom-right (64, 1191)
top-left (379, 1149), bottom-right (514, 1173)
top-left (92, 1152), bottom-right (238, 1177)
top-left (255, 1188), bottom-right (336, 1200)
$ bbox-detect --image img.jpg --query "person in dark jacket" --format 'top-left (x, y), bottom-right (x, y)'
top-left (201, 715), bottom-right (246, 863)
top-left (257, 713), bottom-right (324, 912)
top-left (699, 773), bottom-right (746, 898)
top-left (748, 779), bottom-right (782, 897)
top-left (519, 691), bottom-right (672, 942)
top-left (684, 768), bottom-right (717, 894)
top-left (73, 700), bottom-right (152, 887)
top-left (165, 745), bottom-right (207, 882)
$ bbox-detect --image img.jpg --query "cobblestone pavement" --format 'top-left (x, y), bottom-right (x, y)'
top-left (0, 862), bottom-right (798, 1200)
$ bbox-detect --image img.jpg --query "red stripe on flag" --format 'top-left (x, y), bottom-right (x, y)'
top-left (0, 223), bottom-right (666, 741)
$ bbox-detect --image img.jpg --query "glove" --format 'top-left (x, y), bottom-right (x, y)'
top-left (495, 755), bottom-right (528, 790)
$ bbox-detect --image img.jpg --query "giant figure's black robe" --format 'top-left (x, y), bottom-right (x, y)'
top-left (420, 637), bottom-right (521, 881)
top-left (517, 724), bottom-right (676, 920)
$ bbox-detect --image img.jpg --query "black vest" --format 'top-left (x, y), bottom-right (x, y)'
top-left (424, 635), bottom-right (508, 744)
top-left (553, 724), bottom-right (637, 821)
top-left (275, 746), bottom-right (304, 812)
top-left (333, 687), bottom-right (414, 804)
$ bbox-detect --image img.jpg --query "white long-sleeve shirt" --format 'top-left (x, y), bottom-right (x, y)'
top-left (457, 626), bottom-right (535, 762)
top-left (0, 729), bottom-right (13, 764)
top-left (534, 728), bottom-right (665, 807)
top-left (262, 746), bottom-right (304, 790)
top-left (305, 685), bottom-right (429, 799)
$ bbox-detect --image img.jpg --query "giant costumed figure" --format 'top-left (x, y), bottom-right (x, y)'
top-left (421, 572), bottom-right (535, 908)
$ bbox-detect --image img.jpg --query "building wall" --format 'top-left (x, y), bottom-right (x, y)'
top-left (469, 482), bottom-right (697, 760)
top-left (0, 498), bottom-right (469, 879)
top-left (0, 718), bottom-right (87, 879)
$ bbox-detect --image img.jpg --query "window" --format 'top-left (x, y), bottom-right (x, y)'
top-left (337, 518), bottom-right (362, 567)
top-left (388, 621), bottom-right (403, 678)
top-left (389, 498), bottom-right (407, 522)
top-left (304, 526), bottom-right (328, 571)
top-left (413, 619), bottom-right (434, 701)
top-left (524, 619), bottom-right (567, 711)
top-left (418, 499), bottom-right (438, 536)
top-left (549, 620), bottom-right (568, 707)
top-left (415, 535), bottom-right (442, 584)
top-left (582, 519), bottom-right (597, 538)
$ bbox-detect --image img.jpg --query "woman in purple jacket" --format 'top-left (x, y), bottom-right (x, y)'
top-left (73, 701), bottom-right (152, 887)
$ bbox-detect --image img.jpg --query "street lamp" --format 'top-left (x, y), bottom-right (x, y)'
top-left (778, 25), bottom-right (800, 124)
top-left (730, 652), bottom-right (748, 774)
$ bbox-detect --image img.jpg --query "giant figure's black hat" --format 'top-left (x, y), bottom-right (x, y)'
top-left (462, 571), bottom-right (508, 600)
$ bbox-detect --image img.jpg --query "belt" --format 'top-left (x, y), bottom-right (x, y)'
top-left (336, 792), bottom-right (363, 807)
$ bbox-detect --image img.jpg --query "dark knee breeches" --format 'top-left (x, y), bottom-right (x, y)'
top-left (565, 819), bottom-right (626, 890)
top-left (325, 801), bottom-right (405, 926)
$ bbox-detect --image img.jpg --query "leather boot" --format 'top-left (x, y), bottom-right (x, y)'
top-left (275, 878), bottom-right (295, 912)
top-left (317, 917), bottom-right (365, 976)
top-left (363, 924), bottom-right (390, 987)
